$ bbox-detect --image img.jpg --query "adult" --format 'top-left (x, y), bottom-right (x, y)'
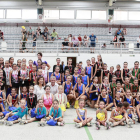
top-left (122, 28), bottom-right (127, 35)
top-left (62, 38), bottom-right (70, 52)
top-left (0, 30), bottom-right (4, 41)
top-left (34, 76), bottom-right (45, 100)
top-left (78, 34), bottom-right (82, 47)
top-left (43, 28), bottom-right (50, 42)
top-left (22, 32), bottom-right (28, 53)
top-left (72, 36), bottom-right (79, 53)
top-left (137, 35), bottom-right (140, 48)
top-left (67, 34), bottom-right (73, 47)
top-left (83, 35), bottom-right (88, 47)
top-left (119, 36), bottom-right (126, 48)
top-left (64, 58), bottom-right (75, 75)
top-left (50, 29), bottom-right (59, 41)
top-left (47, 76), bottom-right (59, 95)
top-left (89, 33), bottom-right (98, 53)
top-left (113, 35), bottom-right (118, 48)
top-left (117, 28), bottom-right (122, 35)
top-left (33, 52), bottom-right (50, 70)
top-left (32, 32), bottom-right (36, 51)
top-left (27, 26), bottom-right (33, 37)
top-left (36, 26), bottom-right (41, 37)
top-left (53, 58), bottom-right (63, 73)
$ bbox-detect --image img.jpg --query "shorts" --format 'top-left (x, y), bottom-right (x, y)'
top-left (12, 83), bottom-right (19, 89)
top-left (0, 37), bottom-right (3, 39)
top-left (90, 43), bottom-right (96, 47)
top-left (77, 116), bottom-right (85, 121)
top-left (51, 37), bottom-right (56, 40)
top-left (96, 70), bottom-right (101, 77)
top-left (74, 44), bottom-right (79, 47)
top-left (19, 80), bottom-right (29, 87)
top-left (92, 97), bottom-right (98, 101)
top-left (33, 42), bottom-right (36, 47)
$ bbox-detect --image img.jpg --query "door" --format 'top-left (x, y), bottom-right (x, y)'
top-left (67, 57), bottom-right (77, 67)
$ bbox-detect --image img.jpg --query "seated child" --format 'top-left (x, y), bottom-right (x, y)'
top-left (0, 88), bottom-right (6, 111)
top-left (54, 85), bottom-right (67, 118)
top-left (134, 92), bottom-right (140, 107)
top-left (96, 101), bottom-right (110, 130)
top-left (109, 103), bottom-right (126, 127)
top-left (0, 99), bottom-right (28, 126)
top-left (46, 99), bottom-right (65, 126)
top-left (74, 99), bottom-right (93, 128)
top-left (123, 89), bottom-right (133, 107)
top-left (113, 92), bottom-right (123, 108)
top-left (136, 101), bottom-right (140, 122)
top-left (20, 86), bottom-right (29, 106)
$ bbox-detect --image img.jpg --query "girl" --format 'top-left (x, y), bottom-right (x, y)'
top-left (20, 86), bottom-right (29, 106)
top-left (41, 85), bottom-right (53, 116)
top-left (81, 69), bottom-right (89, 95)
top-left (109, 66), bottom-right (114, 83)
top-left (46, 99), bottom-right (65, 126)
top-left (0, 99), bottom-right (28, 126)
top-left (22, 58), bottom-right (26, 64)
top-left (100, 76), bottom-right (110, 93)
top-left (30, 65), bottom-right (37, 86)
top-left (131, 78), bottom-right (140, 98)
top-left (73, 67), bottom-right (79, 88)
top-left (136, 99), bottom-right (140, 122)
top-left (18, 63), bottom-right (29, 92)
top-left (134, 92), bottom-right (140, 107)
top-left (42, 62), bottom-right (49, 84)
top-left (0, 69), bottom-right (6, 92)
top-left (0, 57), bottom-right (4, 69)
top-left (113, 92), bottom-right (123, 108)
top-left (74, 99), bottom-right (93, 128)
top-left (20, 99), bottom-right (47, 126)
top-left (74, 76), bottom-right (87, 102)
top-left (9, 57), bottom-right (14, 67)
top-left (0, 87), bottom-right (6, 111)
top-left (90, 57), bottom-right (97, 79)
top-left (101, 63), bottom-right (109, 83)
top-left (34, 76), bottom-right (45, 100)
top-left (27, 86), bottom-right (37, 115)
top-left (95, 89), bottom-right (113, 111)
top-left (17, 59), bottom-right (22, 71)
top-left (63, 75), bottom-right (74, 107)
top-left (122, 77), bottom-right (131, 92)
top-left (123, 89), bottom-right (133, 107)
top-left (113, 81), bottom-right (125, 98)
top-left (4, 60), bottom-right (12, 93)
top-left (7, 88), bottom-right (18, 108)
top-left (27, 59), bottom-right (33, 72)
top-left (9, 64), bottom-right (19, 92)
top-left (115, 64), bottom-right (122, 83)
top-left (110, 75), bottom-right (117, 94)
top-left (54, 85), bottom-right (67, 118)
top-left (85, 59), bottom-right (93, 84)
top-left (37, 59), bottom-right (42, 70)
top-left (63, 69), bottom-right (73, 82)
top-left (87, 76), bottom-right (99, 108)
top-left (96, 101), bottom-right (110, 130)
top-left (52, 66), bottom-right (61, 85)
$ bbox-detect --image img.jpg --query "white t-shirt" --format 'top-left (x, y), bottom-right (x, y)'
top-left (47, 82), bottom-right (59, 95)
top-left (34, 85), bottom-right (45, 100)
top-left (4, 67), bottom-right (12, 85)
top-left (137, 37), bottom-right (140, 43)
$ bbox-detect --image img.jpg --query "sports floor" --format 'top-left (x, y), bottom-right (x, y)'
top-left (0, 108), bottom-right (139, 140)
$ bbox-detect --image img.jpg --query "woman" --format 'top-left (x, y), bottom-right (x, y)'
top-left (83, 35), bottom-right (88, 47)
top-left (113, 35), bottom-right (118, 48)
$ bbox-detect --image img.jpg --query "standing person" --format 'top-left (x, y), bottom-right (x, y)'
top-left (0, 30), bottom-right (4, 41)
top-left (0, 57), bottom-right (4, 69)
top-left (50, 29), bottom-right (59, 41)
top-left (9, 57), bottom-right (14, 68)
top-left (42, 62), bottom-right (49, 85)
top-left (89, 33), bottom-right (98, 53)
top-left (115, 64), bottom-right (122, 83)
top-left (53, 58), bottom-right (64, 74)
top-left (33, 52), bottom-right (50, 70)
top-left (22, 32), bottom-right (28, 53)
top-left (0, 69), bottom-right (6, 92)
top-left (72, 36), bottom-right (79, 53)
top-left (64, 58), bottom-right (75, 75)
top-left (47, 76), bottom-right (59, 95)
top-left (17, 59), bottom-right (22, 71)
top-left (30, 65), bottom-right (37, 86)
top-left (32, 32), bottom-right (37, 52)
top-left (90, 57), bottom-right (97, 78)
top-left (137, 35), bottom-right (140, 48)
top-left (34, 77), bottom-right (45, 100)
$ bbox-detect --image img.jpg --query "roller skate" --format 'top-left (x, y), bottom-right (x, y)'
top-left (105, 122), bottom-right (110, 130)
top-left (38, 121), bottom-right (46, 127)
top-left (95, 122), bottom-right (100, 130)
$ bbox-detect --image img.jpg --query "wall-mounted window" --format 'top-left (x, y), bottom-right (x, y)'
top-left (0, 10), bottom-right (5, 18)
top-left (76, 10), bottom-right (91, 19)
top-left (7, 9), bottom-right (21, 18)
top-left (92, 11), bottom-right (106, 20)
top-left (44, 10), bottom-right (59, 19)
top-left (22, 9), bottom-right (37, 19)
top-left (60, 10), bottom-right (74, 19)
top-left (114, 11), bottom-right (127, 20)
top-left (129, 11), bottom-right (140, 20)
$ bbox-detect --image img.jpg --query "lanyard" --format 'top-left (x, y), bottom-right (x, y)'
top-left (112, 83), bottom-right (116, 88)
top-left (135, 69), bottom-right (138, 77)
top-left (39, 108), bottom-right (42, 115)
top-left (86, 67), bottom-right (90, 74)
top-left (125, 84), bottom-right (129, 90)
top-left (58, 94), bottom-right (63, 104)
top-left (124, 69), bottom-right (128, 76)
top-left (21, 106), bottom-right (25, 112)
top-left (32, 72), bottom-right (36, 82)
top-left (13, 70), bottom-right (18, 82)
top-left (116, 70), bottom-right (120, 78)
top-left (104, 70), bottom-right (108, 76)
top-left (54, 108), bottom-right (58, 118)
top-left (66, 82), bottom-right (70, 93)
top-left (68, 66), bottom-right (72, 73)
top-left (29, 93), bottom-right (34, 107)
top-left (5, 68), bottom-right (9, 77)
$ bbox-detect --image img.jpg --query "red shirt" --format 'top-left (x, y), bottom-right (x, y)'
top-left (78, 37), bottom-right (82, 41)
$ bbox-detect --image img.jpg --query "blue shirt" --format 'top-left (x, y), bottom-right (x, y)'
top-left (49, 107), bottom-right (62, 118)
top-left (13, 107), bottom-right (28, 118)
top-left (37, 107), bottom-right (46, 115)
top-left (89, 35), bottom-right (96, 43)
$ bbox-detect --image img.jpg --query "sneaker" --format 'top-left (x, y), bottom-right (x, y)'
top-left (38, 121), bottom-right (46, 127)
top-left (87, 122), bottom-right (92, 127)
top-left (0, 120), bottom-right (5, 125)
top-left (6, 121), bottom-right (13, 126)
top-left (19, 120), bottom-right (26, 125)
top-left (76, 123), bottom-right (82, 128)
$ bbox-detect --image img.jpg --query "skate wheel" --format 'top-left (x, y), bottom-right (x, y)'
top-left (96, 128), bottom-right (98, 130)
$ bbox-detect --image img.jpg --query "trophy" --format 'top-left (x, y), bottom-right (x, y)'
top-left (127, 70), bottom-right (132, 76)
top-left (95, 84), bottom-right (99, 95)
top-left (22, 74), bottom-right (25, 84)
top-left (99, 62), bottom-right (102, 69)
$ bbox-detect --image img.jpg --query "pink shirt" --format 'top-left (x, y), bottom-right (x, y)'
top-left (72, 38), bottom-right (79, 45)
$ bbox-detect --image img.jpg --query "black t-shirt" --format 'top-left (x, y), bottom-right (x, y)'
top-left (53, 65), bottom-right (63, 73)
top-left (62, 42), bottom-right (69, 46)
top-left (64, 65), bottom-right (75, 75)
top-left (26, 94), bottom-right (37, 108)
top-left (33, 34), bottom-right (36, 42)
top-left (119, 37), bottom-right (125, 42)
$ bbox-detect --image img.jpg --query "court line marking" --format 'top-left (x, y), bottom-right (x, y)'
top-left (84, 126), bottom-right (93, 140)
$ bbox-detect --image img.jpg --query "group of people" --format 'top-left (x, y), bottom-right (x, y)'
top-left (0, 52), bottom-right (140, 128)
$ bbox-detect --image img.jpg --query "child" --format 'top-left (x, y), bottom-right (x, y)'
top-left (101, 63), bottom-right (109, 83)
top-left (63, 69), bottom-right (72, 82)
top-left (20, 99), bottom-right (46, 126)
top-left (100, 76), bottom-right (110, 93)
top-left (20, 86), bottom-right (29, 106)
top-left (113, 92), bottom-right (123, 108)
top-left (27, 59), bottom-right (33, 72)
top-left (115, 64), bottom-right (122, 83)
top-left (131, 78), bottom-right (140, 98)
top-left (110, 75), bottom-right (117, 94)
top-left (96, 101), bottom-right (110, 130)
top-left (37, 59), bottom-right (42, 70)
top-left (7, 88), bottom-right (18, 108)
top-left (74, 99), bottom-right (93, 128)
top-left (134, 92), bottom-right (140, 107)
top-left (87, 76), bottom-right (99, 108)
top-left (27, 86), bottom-right (37, 115)
top-left (109, 66), bottom-right (114, 83)
top-left (41, 85), bottom-right (53, 116)
top-left (0, 88), bottom-right (6, 111)
top-left (30, 65), bottom-right (37, 86)
top-left (90, 57), bottom-right (97, 78)
top-left (136, 99), bottom-right (140, 122)
top-left (122, 77), bottom-right (131, 92)
top-left (51, 66), bottom-right (61, 85)
top-left (123, 89), bottom-right (133, 106)
top-left (9, 57), bottom-right (14, 67)
top-left (109, 103), bottom-right (126, 127)
top-left (0, 69), bottom-right (6, 92)
top-left (22, 58), bottom-right (26, 64)
top-left (73, 67), bottom-right (79, 88)
top-left (46, 99), bottom-right (65, 126)
top-left (54, 85), bottom-right (67, 117)
top-left (42, 62), bottom-right (49, 84)
top-left (85, 59), bottom-right (93, 84)
top-left (0, 99), bottom-right (28, 126)
top-left (17, 59), bottom-right (22, 71)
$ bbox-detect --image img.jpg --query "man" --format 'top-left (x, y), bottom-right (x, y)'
top-left (47, 76), bottom-right (59, 95)
top-left (27, 26), bottom-right (33, 37)
top-left (53, 58), bottom-right (64, 73)
top-left (137, 35), bottom-right (140, 48)
top-left (50, 29), bottom-right (59, 41)
top-left (62, 38), bottom-right (70, 52)
top-left (89, 33), bottom-right (98, 53)
top-left (32, 32), bottom-right (36, 51)
top-left (72, 36), bottom-right (79, 53)
top-left (119, 36), bottom-right (126, 48)
top-left (33, 52), bottom-right (50, 70)
top-left (0, 30), bottom-right (4, 41)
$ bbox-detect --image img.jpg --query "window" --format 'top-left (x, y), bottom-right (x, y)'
top-left (129, 11), bottom-right (140, 20)
top-left (22, 9), bottom-right (37, 19)
top-left (0, 10), bottom-right (4, 18)
top-left (44, 10), bottom-right (59, 19)
top-left (114, 11), bottom-right (127, 20)
top-left (60, 10), bottom-right (74, 19)
top-left (92, 11), bottom-right (106, 20)
top-left (76, 10), bottom-right (91, 19)
top-left (7, 9), bottom-right (21, 18)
